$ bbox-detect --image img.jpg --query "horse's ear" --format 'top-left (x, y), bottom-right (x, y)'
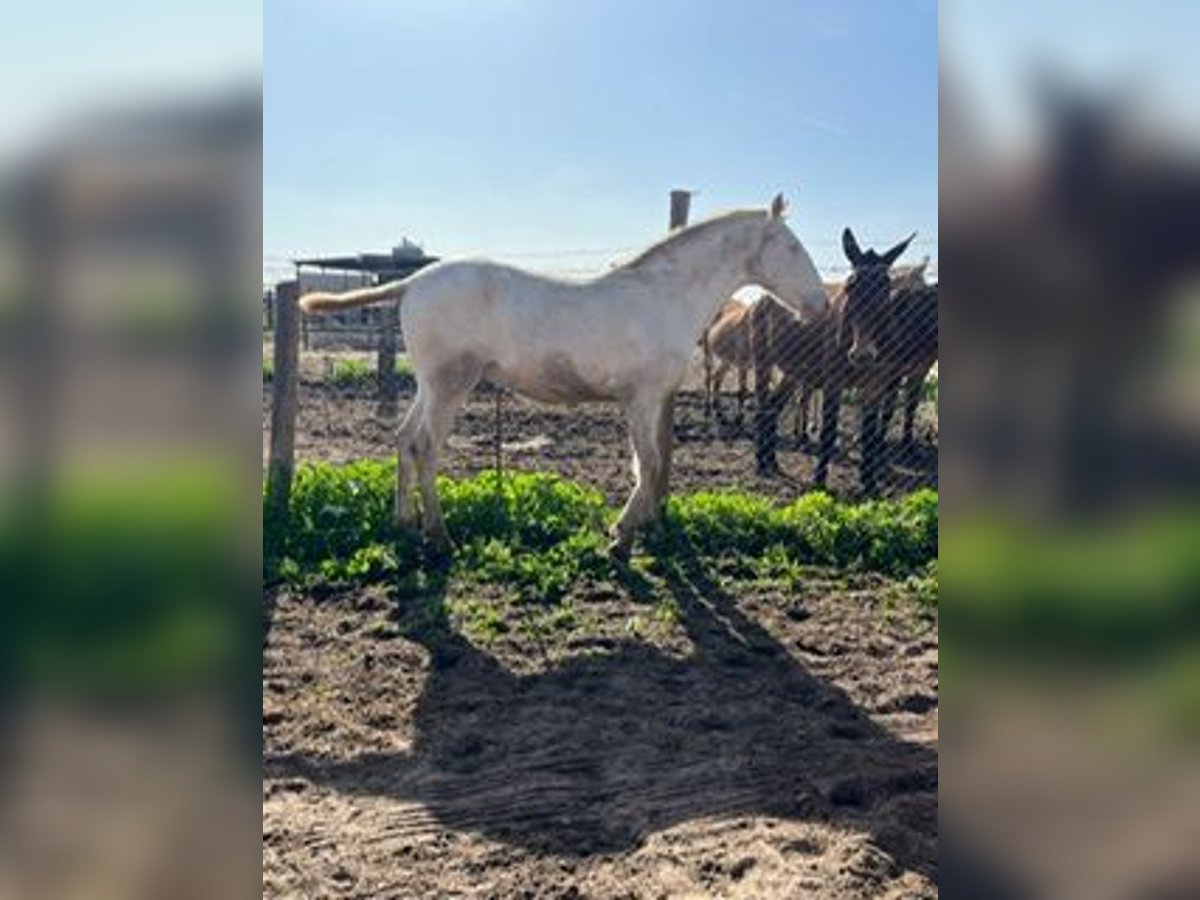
top-left (842, 227), bottom-right (864, 266)
top-left (881, 231), bottom-right (917, 267)
top-left (770, 193), bottom-right (787, 219)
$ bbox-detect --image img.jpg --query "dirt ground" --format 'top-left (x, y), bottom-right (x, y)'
top-left (263, 353), bottom-right (938, 898)
top-left (265, 350), bottom-right (938, 506)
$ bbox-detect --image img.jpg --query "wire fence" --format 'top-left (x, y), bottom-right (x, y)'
top-left (263, 258), bottom-right (938, 511)
top-left (263, 242), bottom-right (938, 354)
top-left (264, 242), bottom-right (938, 287)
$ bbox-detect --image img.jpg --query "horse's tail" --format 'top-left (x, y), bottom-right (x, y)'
top-left (299, 278), bottom-right (410, 314)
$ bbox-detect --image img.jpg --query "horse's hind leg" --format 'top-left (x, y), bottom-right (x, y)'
top-left (394, 390), bottom-right (424, 530)
top-left (736, 364), bottom-right (748, 426)
top-left (412, 361), bottom-right (481, 554)
top-left (703, 343), bottom-right (714, 425)
top-left (795, 384), bottom-right (813, 447)
top-left (654, 392), bottom-right (676, 509)
top-left (902, 373), bottom-right (924, 447)
top-left (710, 361), bottom-right (728, 426)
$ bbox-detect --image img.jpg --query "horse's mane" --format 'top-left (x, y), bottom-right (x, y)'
top-left (621, 209), bottom-right (765, 270)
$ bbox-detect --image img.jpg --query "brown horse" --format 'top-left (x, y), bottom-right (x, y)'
top-left (749, 294), bottom-right (827, 456)
top-left (706, 292), bottom-right (829, 432)
top-left (879, 282), bottom-right (938, 449)
top-left (702, 299), bottom-right (753, 424)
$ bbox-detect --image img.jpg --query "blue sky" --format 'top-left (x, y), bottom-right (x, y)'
top-left (264, 0), bottom-right (937, 283)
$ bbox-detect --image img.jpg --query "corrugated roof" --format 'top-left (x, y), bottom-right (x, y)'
top-left (293, 252), bottom-right (439, 276)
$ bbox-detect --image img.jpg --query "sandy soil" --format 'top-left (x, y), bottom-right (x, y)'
top-left (263, 572), bottom-right (937, 899)
top-left (263, 355), bottom-right (938, 898)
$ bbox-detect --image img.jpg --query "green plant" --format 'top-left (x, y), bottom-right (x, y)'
top-left (329, 358), bottom-right (375, 388)
top-left (265, 461), bottom-right (938, 596)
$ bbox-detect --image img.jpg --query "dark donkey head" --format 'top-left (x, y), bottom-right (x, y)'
top-left (840, 227), bottom-right (915, 366)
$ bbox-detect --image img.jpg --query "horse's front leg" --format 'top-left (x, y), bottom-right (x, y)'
top-left (753, 358), bottom-right (779, 476)
top-left (610, 396), bottom-right (667, 559)
top-left (814, 376), bottom-right (841, 488)
top-left (860, 391), bottom-right (886, 496)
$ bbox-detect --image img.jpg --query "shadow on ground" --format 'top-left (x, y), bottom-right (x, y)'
top-left (264, 544), bottom-right (938, 883)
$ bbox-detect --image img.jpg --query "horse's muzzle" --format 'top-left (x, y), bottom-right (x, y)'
top-left (849, 345), bottom-right (880, 367)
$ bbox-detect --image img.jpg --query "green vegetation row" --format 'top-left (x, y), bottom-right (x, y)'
top-left (263, 461), bottom-right (939, 598)
top-left (261, 356), bottom-right (414, 386)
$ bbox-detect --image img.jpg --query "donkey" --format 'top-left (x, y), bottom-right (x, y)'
top-left (299, 195), bottom-right (829, 557)
top-left (813, 228), bottom-right (916, 495)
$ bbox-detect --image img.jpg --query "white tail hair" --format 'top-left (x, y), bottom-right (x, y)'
top-left (299, 279), bottom-right (409, 314)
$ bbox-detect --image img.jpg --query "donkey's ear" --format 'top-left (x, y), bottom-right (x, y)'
top-left (881, 231), bottom-right (917, 267)
top-left (769, 193), bottom-right (788, 219)
top-left (842, 227), bottom-right (864, 266)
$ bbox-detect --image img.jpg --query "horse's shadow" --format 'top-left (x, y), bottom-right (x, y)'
top-left (265, 543), bottom-right (938, 881)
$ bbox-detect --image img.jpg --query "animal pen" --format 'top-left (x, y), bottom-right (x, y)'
top-left (263, 196), bottom-right (938, 533)
top-left (262, 195), bottom-right (941, 899)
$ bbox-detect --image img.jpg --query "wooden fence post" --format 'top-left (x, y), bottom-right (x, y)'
top-left (266, 279), bottom-right (301, 530)
top-left (377, 297), bottom-right (399, 417)
top-left (667, 190), bottom-right (690, 452)
top-left (669, 189), bottom-right (692, 230)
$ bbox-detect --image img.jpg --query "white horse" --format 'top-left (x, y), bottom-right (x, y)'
top-left (299, 194), bottom-right (828, 557)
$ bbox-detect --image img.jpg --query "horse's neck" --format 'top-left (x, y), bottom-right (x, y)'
top-left (635, 222), bottom-right (757, 333)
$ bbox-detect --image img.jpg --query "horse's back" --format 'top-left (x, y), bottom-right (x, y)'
top-left (402, 260), bottom-right (595, 338)
top-left (753, 294), bottom-right (827, 379)
top-left (706, 300), bottom-right (753, 364)
top-left (401, 259), bottom-right (686, 400)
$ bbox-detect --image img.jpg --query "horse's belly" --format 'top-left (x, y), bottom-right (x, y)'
top-left (487, 356), bottom-right (619, 405)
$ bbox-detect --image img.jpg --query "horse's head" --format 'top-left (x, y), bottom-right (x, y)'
top-left (840, 227), bottom-right (915, 367)
top-left (748, 193), bottom-right (830, 321)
